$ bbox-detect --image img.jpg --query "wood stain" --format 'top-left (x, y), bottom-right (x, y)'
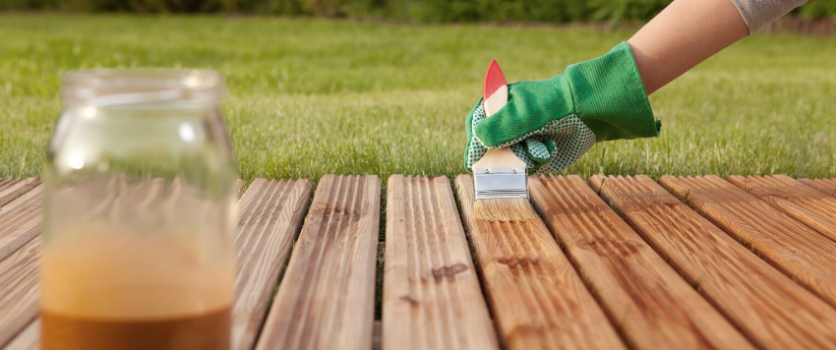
top-left (41, 230), bottom-right (234, 350)
top-left (42, 307), bottom-right (230, 350)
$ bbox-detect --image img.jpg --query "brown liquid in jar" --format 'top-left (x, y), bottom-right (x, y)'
top-left (41, 231), bottom-right (234, 350)
top-left (42, 306), bottom-right (230, 350)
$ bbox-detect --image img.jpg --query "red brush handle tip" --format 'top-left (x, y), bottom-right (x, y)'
top-left (483, 60), bottom-right (507, 101)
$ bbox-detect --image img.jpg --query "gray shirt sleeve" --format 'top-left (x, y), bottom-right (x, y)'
top-left (730, 0), bottom-right (809, 33)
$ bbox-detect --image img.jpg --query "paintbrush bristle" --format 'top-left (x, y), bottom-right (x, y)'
top-left (473, 198), bottom-right (538, 222)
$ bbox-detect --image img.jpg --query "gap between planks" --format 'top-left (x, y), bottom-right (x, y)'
top-left (661, 175), bottom-right (836, 309)
top-left (0, 178), bottom-right (40, 210)
top-left (383, 175), bottom-right (498, 350)
top-left (529, 175), bottom-right (754, 350)
top-left (797, 177), bottom-right (836, 197)
top-left (590, 175), bottom-right (836, 350)
top-left (454, 174), bottom-right (625, 350)
top-left (255, 175), bottom-right (380, 350)
top-left (727, 175), bottom-right (836, 243)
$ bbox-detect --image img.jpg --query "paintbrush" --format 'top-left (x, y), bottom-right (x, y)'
top-left (472, 60), bottom-right (536, 222)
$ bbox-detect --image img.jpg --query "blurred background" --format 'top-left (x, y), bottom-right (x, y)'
top-left (1, 0), bottom-right (835, 25)
top-left (1, 0), bottom-right (836, 183)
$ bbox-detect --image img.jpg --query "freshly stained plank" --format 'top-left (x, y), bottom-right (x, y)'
top-left (384, 175), bottom-right (498, 350)
top-left (590, 175), bottom-right (836, 350)
top-left (660, 175), bottom-right (836, 308)
top-left (728, 174), bottom-right (836, 242)
top-left (3, 320), bottom-right (38, 350)
top-left (453, 175), bottom-right (625, 350)
top-left (0, 178), bottom-right (39, 209)
top-left (797, 177), bottom-right (836, 197)
top-left (529, 175), bottom-right (754, 350)
top-left (0, 238), bottom-right (40, 348)
top-left (0, 185), bottom-right (42, 262)
top-left (232, 178), bottom-right (313, 350)
top-left (255, 175), bottom-right (381, 350)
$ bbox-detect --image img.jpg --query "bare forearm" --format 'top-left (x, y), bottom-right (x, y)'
top-left (627, 0), bottom-right (749, 95)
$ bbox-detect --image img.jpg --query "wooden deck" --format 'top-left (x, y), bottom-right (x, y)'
top-left (1, 174), bottom-right (836, 350)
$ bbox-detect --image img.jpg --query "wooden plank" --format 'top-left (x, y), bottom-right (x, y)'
top-left (0, 237), bottom-right (40, 348)
top-left (232, 178), bottom-right (313, 350)
top-left (797, 177), bottom-right (836, 197)
top-left (383, 175), bottom-right (498, 350)
top-left (0, 178), bottom-right (39, 209)
top-left (0, 185), bottom-right (42, 262)
top-left (589, 175), bottom-right (836, 350)
top-left (529, 175), bottom-right (754, 350)
top-left (453, 174), bottom-right (625, 350)
top-left (728, 174), bottom-right (836, 242)
top-left (255, 175), bottom-right (380, 350)
top-left (660, 175), bottom-right (836, 308)
top-left (3, 320), bottom-right (38, 350)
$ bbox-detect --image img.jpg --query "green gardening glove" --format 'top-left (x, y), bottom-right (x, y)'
top-left (464, 41), bottom-right (661, 174)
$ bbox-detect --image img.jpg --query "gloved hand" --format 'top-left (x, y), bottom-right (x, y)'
top-left (464, 41), bottom-right (661, 174)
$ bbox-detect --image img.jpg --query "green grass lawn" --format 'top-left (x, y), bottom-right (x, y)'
top-left (2, 14), bottom-right (836, 183)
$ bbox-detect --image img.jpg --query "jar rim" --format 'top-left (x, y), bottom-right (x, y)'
top-left (61, 68), bottom-right (226, 107)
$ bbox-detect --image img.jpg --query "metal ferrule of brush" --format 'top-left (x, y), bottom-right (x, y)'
top-left (473, 167), bottom-right (529, 200)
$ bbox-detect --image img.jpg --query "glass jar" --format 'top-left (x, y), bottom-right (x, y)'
top-left (41, 69), bottom-right (236, 350)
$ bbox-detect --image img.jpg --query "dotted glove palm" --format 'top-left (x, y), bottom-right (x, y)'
top-left (464, 42), bottom-right (661, 174)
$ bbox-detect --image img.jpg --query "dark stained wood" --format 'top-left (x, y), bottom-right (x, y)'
top-left (454, 174), bottom-right (625, 350)
top-left (255, 175), bottom-right (381, 350)
top-left (728, 175), bottom-right (836, 242)
top-left (590, 175), bottom-right (836, 350)
top-left (530, 175), bottom-right (754, 350)
top-left (383, 175), bottom-right (498, 350)
top-left (659, 175), bottom-right (836, 309)
top-left (232, 179), bottom-right (313, 350)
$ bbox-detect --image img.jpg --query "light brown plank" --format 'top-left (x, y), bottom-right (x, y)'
top-left (0, 178), bottom-right (40, 209)
top-left (0, 186), bottom-right (42, 262)
top-left (530, 175), bottom-right (754, 350)
top-left (3, 320), bottom-right (38, 350)
top-left (453, 175), bottom-right (625, 350)
top-left (797, 177), bottom-right (836, 197)
top-left (0, 237), bottom-right (40, 348)
top-left (590, 175), bottom-right (836, 350)
top-left (232, 178), bottom-right (313, 350)
top-left (255, 175), bottom-right (380, 350)
top-left (383, 175), bottom-right (498, 350)
top-left (660, 175), bottom-right (836, 308)
top-left (728, 175), bottom-right (836, 242)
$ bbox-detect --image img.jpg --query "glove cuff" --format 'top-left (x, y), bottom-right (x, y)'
top-left (567, 41), bottom-right (661, 142)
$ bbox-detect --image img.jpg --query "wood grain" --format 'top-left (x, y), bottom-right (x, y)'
top-left (590, 175), bottom-right (836, 350)
top-left (255, 175), bottom-right (380, 350)
top-left (660, 175), bottom-right (836, 309)
top-left (530, 175), bottom-right (754, 350)
top-left (0, 238), bottom-right (40, 348)
top-left (454, 174), bottom-right (625, 350)
top-left (0, 185), bottom-right (42, 263)
top-left (797, 177), bottom-right (836, 198)
top-left (2, 320), bottom-right (38, 350)
top-left (0, 178), bottom-right (40, 209)
top-left (727, 175), bottom-right (836, 242)
top-left (383, 175), bottom-right (498, 350)
top-left (232, 178), bottom-right (313, 350)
